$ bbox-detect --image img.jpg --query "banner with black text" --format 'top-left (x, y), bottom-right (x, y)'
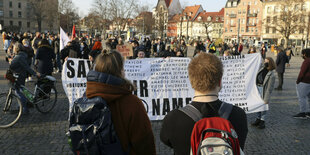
top-left (62, 53), bottom-right (265, 120)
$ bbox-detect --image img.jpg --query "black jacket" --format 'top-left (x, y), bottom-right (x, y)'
top-left (276, 51), bottom-right (288, 73)
top-left (160, 100), bottom-right (248, 155)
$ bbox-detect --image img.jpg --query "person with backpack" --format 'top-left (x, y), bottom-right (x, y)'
top-left (69, 51), bottom-right (156, 155)
top-left (160, 53), bottom-right (248, 155)
top-left (251, 57), bottom-right (276, 129)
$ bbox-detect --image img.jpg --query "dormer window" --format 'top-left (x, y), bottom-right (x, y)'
top-left (198, 16), bottom-right (202, 21)
top-left (227, 2), bottom-right (231, 7)
top-left (207, 16), bottom-right (212, 21)
top-left (233, 2), bottom-right (237, 7)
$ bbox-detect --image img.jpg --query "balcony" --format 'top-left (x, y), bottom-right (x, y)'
top-left (248, 13), bottom-right (257, 17)
top-left (230, 14), bottom-right (237, 18)
top-left (247, 23), bottom-right (257, 27)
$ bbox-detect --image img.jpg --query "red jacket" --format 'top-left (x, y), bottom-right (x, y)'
top-left (297, 58), bottom-right (310, 84)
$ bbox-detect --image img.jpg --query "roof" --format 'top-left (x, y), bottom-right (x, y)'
top-left (194, 8), bottom-right (224, 23)
top-left (165, 0), bottom-right (173, 7)
top-left (168, 14), bottom-right (182, 23)
top-left (182, 5), bottom-right (202, 21)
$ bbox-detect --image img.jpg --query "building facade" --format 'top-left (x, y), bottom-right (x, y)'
top-left (153, 0), bottom-right (182, 38)
top-left (192, 8), bottom-right (224, 40)
top-left (223, 0), bottom-right (263, 44)
top-left (0, 0), bottom-right (59, 33)
top-left (261, 0), bottom-right (310, 48)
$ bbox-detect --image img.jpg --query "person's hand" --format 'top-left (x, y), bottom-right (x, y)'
top-left (36, 72), bottom-right (41, 78)
top-left (65, 56), bottom-right (69, 61)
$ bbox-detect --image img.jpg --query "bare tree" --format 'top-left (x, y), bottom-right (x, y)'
top-left (156, 7), bottom-right (167, 38)
top-left (58, 0), bottom-right (80, 33)
top-left (270, 0), bottom-right (306, 48)
top-left (202, 17), bottom-right (214, 40)
top-left (134, 11), bottom-right (154, 35)
top-left (28, 0), bottom-right (48, 32)
top-left (92, 0), bottom-right (111, 37)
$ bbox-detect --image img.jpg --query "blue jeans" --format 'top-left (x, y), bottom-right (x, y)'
top-left (257, 85), bottom-right (267, 120)
top-left (296, 82), bottom-right (310, 113)
top-left (15, 87), bottom-right (28, 111)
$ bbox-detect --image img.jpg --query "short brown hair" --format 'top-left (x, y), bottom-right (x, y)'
top-left (265, 57), bottom-right (276, 71)
top-left (188, 53), bottom-right (223, 92)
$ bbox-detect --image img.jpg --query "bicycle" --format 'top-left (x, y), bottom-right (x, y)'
top-left (0, 73), bottom-right (57, 128)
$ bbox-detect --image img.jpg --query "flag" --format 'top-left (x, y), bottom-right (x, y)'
top-left (72, 25), bottom-right (76, 39)
top-left (60, 27), bottom-right (70, 51)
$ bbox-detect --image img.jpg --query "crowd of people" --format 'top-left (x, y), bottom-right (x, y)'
top-left (2, 30), bottom-right (310, 154)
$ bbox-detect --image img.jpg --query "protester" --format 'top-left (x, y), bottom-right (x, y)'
top-left (22, 39), bottom-right (35, 82)
top-left (275, 47), bottom-right (288, 90)
top-left (293, 49), bottom-right (310, 119)
top-left (261, 43), bottom-right (267, 59)
top-left (286, 48), bottom-right (294, 67)
top-left (10, 43), bottom-right (40, 114)
top-left (223, 50), bottom-right (231, 56)
top-left (132, 41), bottom-right (140, 59)
top-left (160, 53), bottom-right (248, 155)
top-left (31, 32), bottom-right (41, 54)
top-left (137, 50), bottom-right (146, 59)
top-left (53, 34), bottom-right (62, 73)
top-left (248, 47), bottom-right (256, 54)
top-left (84, 51), bottom-right (156, 154)
top-left (238, 42), bottom-right (243, 54)
top-left (35, 39), bottom-right (56, 75)
top-left (251, 57), bottom-right (276, 129)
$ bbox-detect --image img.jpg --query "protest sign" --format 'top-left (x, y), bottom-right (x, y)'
top-left (116, 43), bottom-right (133, 57)
top-left (62, 53), bottom-right (265, 120)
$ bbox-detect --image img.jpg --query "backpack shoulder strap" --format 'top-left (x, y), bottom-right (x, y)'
top-left (218, 102), bottom-right (233, 120)
top-left (179, 104), bottom-right (203, 122)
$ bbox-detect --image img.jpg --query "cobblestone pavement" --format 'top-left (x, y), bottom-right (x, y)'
top-left (0, 42), bottom-right (310, 154)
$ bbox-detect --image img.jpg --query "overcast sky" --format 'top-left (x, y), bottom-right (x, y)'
top-left (72, 0), bottom-right (227, 17)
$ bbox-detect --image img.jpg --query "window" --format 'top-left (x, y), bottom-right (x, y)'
top-left (227, 2), bottom-right (231, 7)
top-left (242, 19), bottom-right (245, 24)
top-left (248, 2), bottom-right (251, 5)
top-left (9, 1), bottom-right (12, 7)
top-left (9, 11), bottom-right (13, 17)
top-left (243, 10), bottom-right (246, 14)
top-left (0, 20), bottom-right (3, 26)
top-left (230, 28), bottom-right (233, 32)
top-left (267, 17), bottom-right (270, 23)
top-left (255, 28), bottom-right (258, 32)
top-left (246, 27), bottom-right (249, 32)
top-left (272, 27), bottom-right (276, 33)
top-left (299, 29), bottom-right (304, 34)
top-left (225, 28), bottom-right (227, 32)
top-left (10, 21), bottom-right (13, 26)
top-left (27, 22), bottom-right (30, 28)
top-left (233, 2), bottom-right (237, 7)
top-left (0, 0), bottom-right (3, 7)
top-left (241, 27), bottom-right (244, 32)
top-left (302, 4), bottom-right (307, 11)
top-left (18, 21), bottom-right (22, 27)
top-left (18, 11), bottom-right (22, 18)
top-left (18, 2), bottom-right (21, 8)
top-left (274, 6), bottom-right (279, 12)
top-left (216, 17), bottom-right (219, 21)
top-left (208, 16), bottom-right (212, 21)
top-left (266, 27), bottom-right (269, 33)
top-left (254, 1), bottom-right (257, 5)
top-left (238, 10), bottom-right (241, 14)
top-left (0, 10), bottom-right (3, 17)
top-left (267, 7), bottom-right (271, 13)
top-left (273, 16), bottom-right (277, 23)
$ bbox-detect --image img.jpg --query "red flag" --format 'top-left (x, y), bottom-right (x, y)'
top-left (71, 25), bottom-right (76, 40)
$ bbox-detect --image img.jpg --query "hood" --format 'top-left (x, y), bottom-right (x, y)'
top-left (86, 70), bottom-right (132, 102)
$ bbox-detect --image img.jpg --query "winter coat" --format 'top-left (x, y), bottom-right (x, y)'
top-left (85, 70), bottom-right (156, 155)
top-left (10, 52), bottom-right (36, 85)
top-left (257, 68), bottom-right (276, 103)
top-left (276, 51), bottom-right (288, 73)
top-left (35, 46), bottom-right (56, 75)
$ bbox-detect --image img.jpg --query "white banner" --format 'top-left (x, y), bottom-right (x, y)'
top-left (62, 53), bottom-right (265, 120)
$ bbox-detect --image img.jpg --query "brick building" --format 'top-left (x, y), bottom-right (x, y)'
top-left (223, 0), bottom-right (263, 44)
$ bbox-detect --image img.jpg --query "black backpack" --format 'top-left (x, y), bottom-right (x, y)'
top-left (69, 96), bottom-right (129, 155)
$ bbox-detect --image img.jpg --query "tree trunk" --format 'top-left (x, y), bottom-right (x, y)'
top-left (37, 19), bottom-right (42, 32)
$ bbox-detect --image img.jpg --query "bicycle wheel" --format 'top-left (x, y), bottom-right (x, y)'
top-left (35, 86), bottom-right (57, 113)
top-left (0, 93), bottom-right (22, 128)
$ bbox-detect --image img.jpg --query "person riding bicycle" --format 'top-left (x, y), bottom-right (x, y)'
top-left (9, 43), bottom-right (41, 114)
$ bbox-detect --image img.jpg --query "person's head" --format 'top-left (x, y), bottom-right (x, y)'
top-left (38, 39), bottom-right (50, 47)
top-left (264, 57), bottom-right (276, 71)
top-left (301, 49), bottom-right (310, 59)
top-left (137, 51), bottom-right (145, 59)
top-left (22, 39), bottom-right (30, 47)
top-left (223, 50), bottom-right (231, 56)
top-left (35, 32), bottom-right (41, 38)
top-left (94, 51), bottom-right (125, 78)
top-left (13, 43), bottom-right (24, 55)
top-left (188, 53), bottom-right (223, 93)
top-left (249, 47), bottom-right (256, 54)
top-left (176, 51), bottom-right (183, 57)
